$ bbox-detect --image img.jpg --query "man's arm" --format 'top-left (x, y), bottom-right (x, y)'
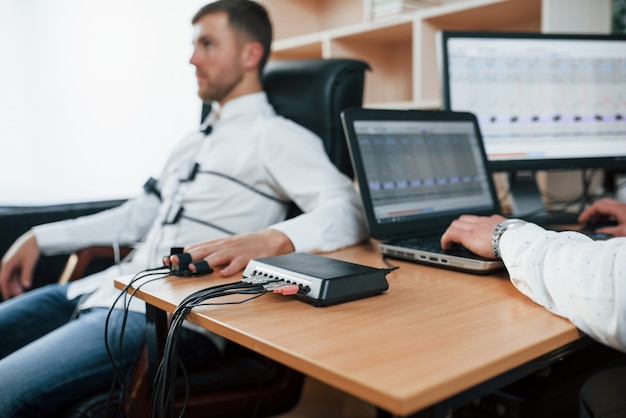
top-left (500, 223), bottom-right (626, 352)
top-left (257, 119), bottom-right (368, 252)
top-left (441, 200), bottom-right (626, 352)
top-left (0, 193), bottom-right (161, 298)
top-left (32, 192), bottom-right (160, 256)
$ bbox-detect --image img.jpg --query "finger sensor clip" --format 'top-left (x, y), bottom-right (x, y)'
top-left (167, 248), bottom-right (213, 277)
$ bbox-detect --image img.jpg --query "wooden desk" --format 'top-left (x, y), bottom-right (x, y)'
top-left (114, 241), bottom-right (584, 417)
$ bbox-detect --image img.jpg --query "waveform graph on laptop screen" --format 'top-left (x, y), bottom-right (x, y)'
top-left (353, 119), bottom-right (495, 225)
top-left (340, 107), bottom-right (504, 273)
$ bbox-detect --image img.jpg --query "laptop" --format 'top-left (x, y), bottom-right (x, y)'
top-left (341, 108), bottom-right (504, 274)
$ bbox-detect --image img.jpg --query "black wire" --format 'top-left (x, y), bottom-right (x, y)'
top-left (381, 255), bottom-right (400, 272)
top-left (152, 290), bottom-right (214, 417)
top-left (187, 291), bottom-right (268, 308)
top-left (167, 292), bottom-right (270, 418)
top-left (156, 284), bottom-right (265, 412)
top-left (150, 281), bottom-right (271, 418)
top-left (104, 271), bottom-right (280, 418)
top-left (105, 268), bottom-right (169, 375)
top-left (197, 170), bottom-right (292, 205)
top-left (103, 266), bottom-right (170, 418)
top-left (106, 269), bottom-right (170, 418)
top-left (114, 272), bottom-right (174, 417)
top-left (180, 214), bottom-right (235, 236)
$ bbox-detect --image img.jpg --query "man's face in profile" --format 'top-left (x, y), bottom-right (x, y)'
top-left (189, 11), bottom-right (245, 104)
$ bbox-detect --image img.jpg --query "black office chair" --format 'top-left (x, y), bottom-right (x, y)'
top-left (203, 58), bottom-right (370, 179)
top-left (61, 58), bottom-right (370, 418)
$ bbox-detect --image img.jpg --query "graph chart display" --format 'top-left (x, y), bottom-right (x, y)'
top-left (442, 34), bottom-right (626, 167)
top-left (353, 120), bottom-right (493, 223)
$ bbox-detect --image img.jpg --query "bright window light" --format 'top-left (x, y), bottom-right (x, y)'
top-left (0, 0), bottom-right (210, 205)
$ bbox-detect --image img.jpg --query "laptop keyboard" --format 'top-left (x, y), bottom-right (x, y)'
top-left (390, 235), bottom-right (442, 252)
top-left (388, 235), bottom-right (487, 259)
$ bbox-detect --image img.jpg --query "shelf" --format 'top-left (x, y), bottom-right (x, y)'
top-left (262, 0), bottom-right (614, 209)
top-left (260, 0), bottom-right (366, 40)
top-left (263, 0), bottom-right (543, 108)
top-left (271, 13), bottom-right (415, 57)
top-left (422, 0), bottom-right (541, 30)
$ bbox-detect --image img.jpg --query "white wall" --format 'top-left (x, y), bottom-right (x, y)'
top-left (542, 0), bottom-right (612, 34)
top-left (0, 0), bottom-right (210, 205)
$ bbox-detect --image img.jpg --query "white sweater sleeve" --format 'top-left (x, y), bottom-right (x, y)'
top-left (33, 193), bottom-right (160, 255)
top-left (500, 223), bottom-right (626, 352)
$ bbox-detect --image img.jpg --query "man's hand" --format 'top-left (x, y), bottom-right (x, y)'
top-left (440, 214), bottom-right (506, 259)
top-left (578, 198), bottom-right (626, 237)
top-left (170, 229), bottom-right (295, 277)
top-left (0, 231), bottom-right (41, 299)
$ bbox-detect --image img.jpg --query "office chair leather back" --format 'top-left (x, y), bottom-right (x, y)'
top-left (202, 58), bottom-right (370, 178)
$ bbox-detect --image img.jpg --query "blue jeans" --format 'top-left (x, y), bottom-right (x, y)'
top-left (0, 284), bottom-right (146, 417)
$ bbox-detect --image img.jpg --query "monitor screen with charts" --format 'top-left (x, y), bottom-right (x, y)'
top-left (438, 31), bottom-right (626, 222)
top-left (438, 31), bottom-right (626, 172)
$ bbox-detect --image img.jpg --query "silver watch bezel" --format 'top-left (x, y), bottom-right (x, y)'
top-left (491, 219), bottom-right (526, 259)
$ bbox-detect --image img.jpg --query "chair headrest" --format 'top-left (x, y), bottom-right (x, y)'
top-left (201, 59), bottom-right (370, 177)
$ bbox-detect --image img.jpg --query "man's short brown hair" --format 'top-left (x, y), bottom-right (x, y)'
top-left (193, 0), bottom-right (273, 73)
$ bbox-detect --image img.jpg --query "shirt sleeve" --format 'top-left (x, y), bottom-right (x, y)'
top-left (33, 192), bottom-right (161, 255)
top-left (258, 118), bottom-right (369, 252)
top-left (32, 130), bottom-right (199, 256)
top-left (499, 223), bottom-right (626, 352)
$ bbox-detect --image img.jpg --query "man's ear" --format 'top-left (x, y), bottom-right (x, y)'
top-left (241, 41), bottom-right (264, 71)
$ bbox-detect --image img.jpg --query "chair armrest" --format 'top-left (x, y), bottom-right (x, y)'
top-left (58, 245), bottom-right (134, 284)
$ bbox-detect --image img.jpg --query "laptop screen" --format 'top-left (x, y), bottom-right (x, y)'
top-left (342, 109), bottom-right (501, 239)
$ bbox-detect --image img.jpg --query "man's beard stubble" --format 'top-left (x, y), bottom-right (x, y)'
top-left (197, 70), bottom-right (244, 104)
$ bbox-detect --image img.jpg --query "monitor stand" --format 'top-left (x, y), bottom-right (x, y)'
top-left (507, 171), bottom-right (580, 225)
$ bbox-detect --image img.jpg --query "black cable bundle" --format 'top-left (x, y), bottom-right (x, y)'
top-left (104, 266), bottom-right (172, 418)
top-left (150, 279), bottom-right (274, 418)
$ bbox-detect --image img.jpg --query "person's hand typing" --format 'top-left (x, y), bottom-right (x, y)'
top-left (578, 198), bottom-right (626, 237)
top-left (440, 214), bottom-right (506, 259)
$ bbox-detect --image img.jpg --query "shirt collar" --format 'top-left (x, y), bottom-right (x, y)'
top-left (218, 92), bottom-right (272, 121)
top-left (200, 92), bottom-right (272, 132)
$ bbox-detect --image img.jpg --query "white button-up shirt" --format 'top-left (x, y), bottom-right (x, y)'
top-left (500, 223), bottom-right (626, 352)
top-left (33, 92), bottom-right (368, 313)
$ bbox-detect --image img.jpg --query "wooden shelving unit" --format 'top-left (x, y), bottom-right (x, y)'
top-left (258, 0), bottom-right (614, 213)
top-left (260, 0), bottom-right (543, 109)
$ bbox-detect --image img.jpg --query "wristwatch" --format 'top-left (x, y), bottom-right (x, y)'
top-left (491, 219), bottom-right (527, 259)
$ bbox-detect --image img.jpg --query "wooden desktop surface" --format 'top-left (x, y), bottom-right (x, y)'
top-left (114, 241), bottom-right (583, 416)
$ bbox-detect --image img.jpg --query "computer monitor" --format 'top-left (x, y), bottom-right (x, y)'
top-left (438, 31), bottom-right (626, 223)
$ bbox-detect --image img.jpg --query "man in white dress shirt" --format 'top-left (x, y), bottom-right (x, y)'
top-left (441, 197), bottom-right (626, 417)
top-left (0, 1), bottom-right (367, 416)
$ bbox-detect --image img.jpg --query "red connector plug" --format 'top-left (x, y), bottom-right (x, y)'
top-left (272, 285), bottom-right (300, 295)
